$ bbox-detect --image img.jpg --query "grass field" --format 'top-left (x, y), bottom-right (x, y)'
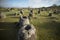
top-left (0, 9), bottom-right (60, 40)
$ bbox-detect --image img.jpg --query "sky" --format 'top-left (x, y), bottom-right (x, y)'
top-left (0, 0), bottom-right (60, 8)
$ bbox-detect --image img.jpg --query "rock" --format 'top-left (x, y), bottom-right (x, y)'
top-left (18, 24), bottom-right (36, 40)
top-left (0, 12), bottom-right (6, 19)
top-left (17, 16), bottom-right (30, 27)
top-left (48, 13), bottom-right (52, 17)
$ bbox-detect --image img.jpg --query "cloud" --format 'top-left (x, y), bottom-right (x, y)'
top-left (0, 0), bottom-right (60, 8)
top-left (28, 0), bottom-right (42, 7)
top-left (28, 0), bottom-right (60, 8)
top-left (0, 0), bottom-right (29, 7)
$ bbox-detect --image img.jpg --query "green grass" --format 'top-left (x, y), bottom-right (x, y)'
top-left (0, 10), bottom-right (60, 40)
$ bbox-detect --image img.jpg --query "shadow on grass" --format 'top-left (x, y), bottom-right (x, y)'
top-left (0, 22), bottom-right (18, 40)
top-left (0, 21), bottom-right (60, 40)
top-left (0, 29), bottom-right (18, 40)
top-left (37, 21), bottom-right (60, 40)
top-left (0, 22), bottom-right (18, 29)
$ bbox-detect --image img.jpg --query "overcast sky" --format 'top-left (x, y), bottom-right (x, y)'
top-left (0, 0), bottom-right (60, 8)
